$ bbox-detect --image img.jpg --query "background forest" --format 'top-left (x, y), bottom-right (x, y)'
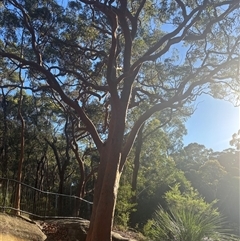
top-left (0, 92), bottom-right (239, 239)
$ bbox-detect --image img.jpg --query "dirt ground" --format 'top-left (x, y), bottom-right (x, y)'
top-left (0, 212), bottom-right (145, 241)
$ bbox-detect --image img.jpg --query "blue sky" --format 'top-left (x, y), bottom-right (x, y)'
top-left (183, 95), bottom-right (240, 151)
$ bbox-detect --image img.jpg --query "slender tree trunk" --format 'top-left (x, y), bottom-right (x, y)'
top-left (130, 124), bottom-right (144, 226)
top-left (72, 166), bottom-right (85, 217)
top-left (14, 87), bottom-right (25, 216)
top-left (71, 137), bottom-right (85, 217)
top-left (58, 171), bottom-right (64, 216)
top-left (45, 138), bottom-right (69, 216)
top-left (131, 124), bottom-right (144, 203)
top-left (1, 93), bottom-right (9, 177)
top-left (33, 159), bottom-right (41, 214)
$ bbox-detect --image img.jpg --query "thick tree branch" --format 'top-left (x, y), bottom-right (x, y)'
top-left (121, 57), bottom-right (237, 166)
top-left (10, 0), bottom-right (42, 65)
top-left (175, 0), bottom-right (187, 18)
top-left (117, 0), bottom-right (239, 83)
top-left (0, 51), bottom-right (103, 151)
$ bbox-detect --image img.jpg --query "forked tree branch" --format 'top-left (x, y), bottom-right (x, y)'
top-left (121, 57), bottom-right (238, 166)
top-left (0, 51), bottom-right (103, 151)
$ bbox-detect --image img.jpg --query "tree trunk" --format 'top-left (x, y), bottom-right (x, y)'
top-left (1, 93), bottom-right (9, 177)
top-left (71, 140), bottom-right (85, 217)
top-left (86, 160), bottom-right (121, 240)
top-left (86, 136), bottom-right (123, 241)
top-left (131, 124), bottom-right (144, 203)
top-left (13, 87), bottom-right (25, 216)
top-left (58, 172), bottom-right (64, 216)
top-left (72, 167), bottom-right (85, 217)
top-left (130, 124), bottom-right (144, 226)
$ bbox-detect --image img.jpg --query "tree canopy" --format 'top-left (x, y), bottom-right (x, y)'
top-left (0, 0), bottom-right (239, 240)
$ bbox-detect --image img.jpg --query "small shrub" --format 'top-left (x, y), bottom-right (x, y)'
top-left (114, 183), bottom-right (136, 228)
top-left (143, 185), bottom-right (240, 241)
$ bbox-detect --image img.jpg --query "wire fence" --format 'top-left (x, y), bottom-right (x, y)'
top-left (0, 178), bottom-right (92, 219)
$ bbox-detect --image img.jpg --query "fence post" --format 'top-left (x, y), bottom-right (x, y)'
top-left (55, 195), bottom-right (58, 216)
top-left (44, 191), bottom-right (48, 218)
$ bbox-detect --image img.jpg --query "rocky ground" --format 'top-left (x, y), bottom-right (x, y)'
top-left (0, 212), bottom-right (145, 241)
top-left (0, 212), bottom-right (46, 241)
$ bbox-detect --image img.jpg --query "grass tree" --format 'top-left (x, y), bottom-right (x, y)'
top-left (147, 205), bottom-right (239, 241)
top-left (144, 185), bottom-right (239, 241)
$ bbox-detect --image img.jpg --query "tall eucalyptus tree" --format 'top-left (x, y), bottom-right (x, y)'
top-left (0, 0), bottom-right (239, 240)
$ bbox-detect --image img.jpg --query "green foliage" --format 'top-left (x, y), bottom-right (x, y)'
top-left (131, 161), bottom-right (192, 228)
top-left (164, 184), bottom-right (218, 215)
top-left (144, 185), bottom-right (239, 241)
top-left (230, 130), bottom-right (240, 150)
top-left (173, 143), bottom-right (213, 172)
top-left (120, 111), bottom-right (189, 228)
top-left (173, 144), bottom-right (240, 229)
top-left (114, 183), bottom-right (136, 228)
top-left (144, 205), bottom-right (238, 241)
